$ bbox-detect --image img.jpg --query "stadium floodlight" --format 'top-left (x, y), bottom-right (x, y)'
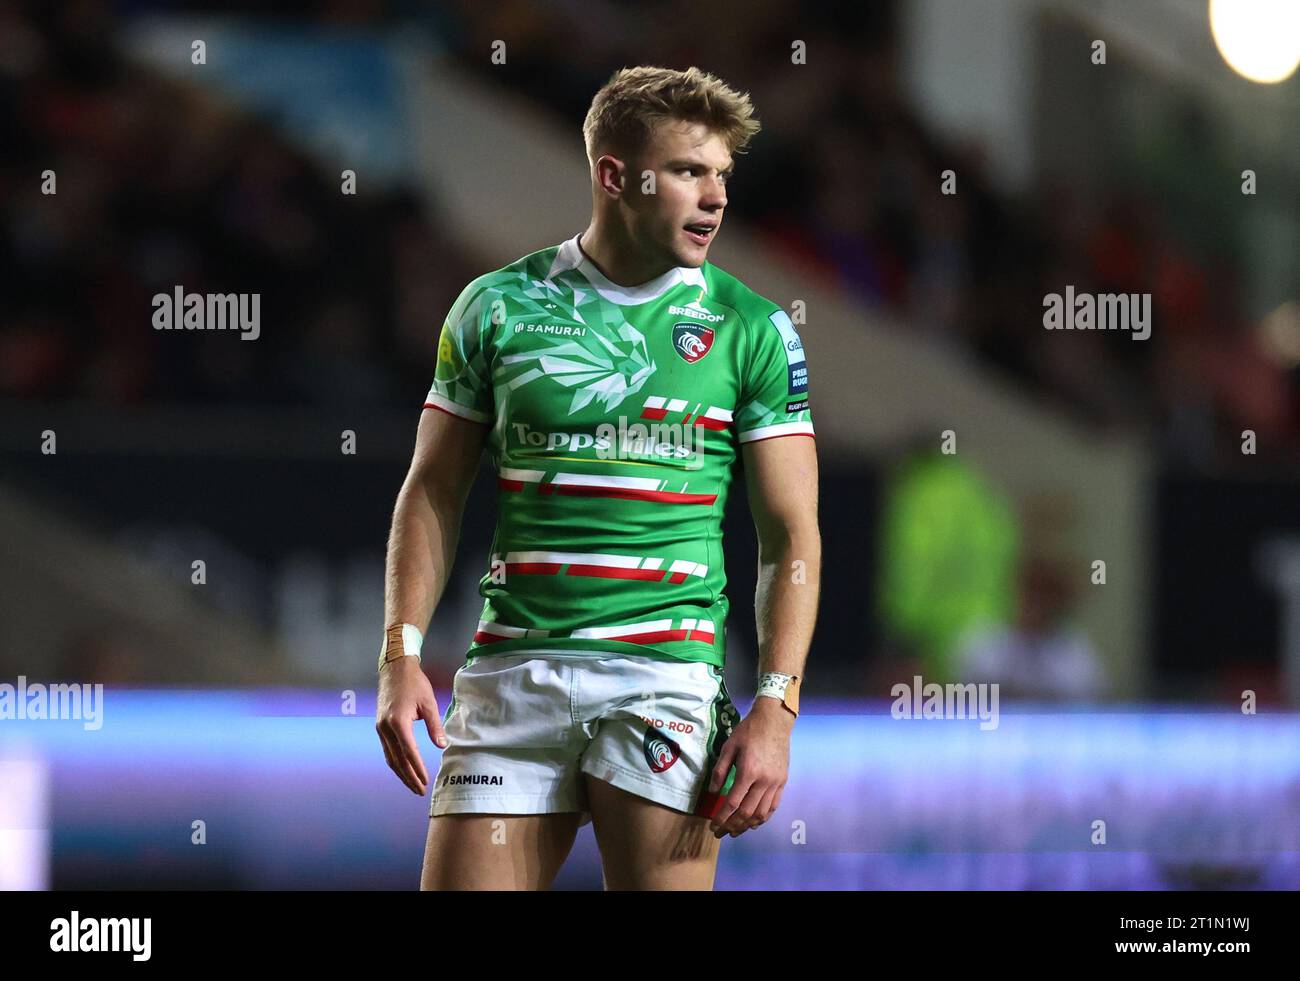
top-left (1209, 0), bottom-right (1300, 84)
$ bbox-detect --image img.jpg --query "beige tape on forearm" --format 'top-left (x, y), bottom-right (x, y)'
top-left (379, 623), bottom-right (424, 667)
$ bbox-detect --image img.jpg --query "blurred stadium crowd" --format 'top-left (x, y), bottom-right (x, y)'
top-left (1, 0), bottom-right (480, 410)
top-left (4, 0), bottom-right (1295, 473)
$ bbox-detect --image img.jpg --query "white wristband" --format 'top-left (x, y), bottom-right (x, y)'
top-left (755, 672), bottom-right (799, 717)
top-left (756, 672), bottom-right (793, 700)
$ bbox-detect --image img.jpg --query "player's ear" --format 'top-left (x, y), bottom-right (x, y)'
top-left (594, 155), bottom-right (625, 197)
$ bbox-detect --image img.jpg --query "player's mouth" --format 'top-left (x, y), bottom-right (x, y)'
top-left (683, 221), bottom-right (717, 247)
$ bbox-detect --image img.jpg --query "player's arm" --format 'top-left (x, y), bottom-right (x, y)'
top-left (707, 434), bottom-right (819, 837)
top-left (385, 405), bottom-right (487, 653)
top-left (743, 432), bottom-right (820, 696)
top-left (708, 305), bottom-right (820, 837)
top-left (378, 279), bottom-right (495, 796)
top-left (377, 407), bottom-right (487, 796)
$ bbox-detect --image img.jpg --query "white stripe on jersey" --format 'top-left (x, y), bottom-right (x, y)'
top-left (550, 473), bottom-right (662, 490)
top-left (736, 421), bottom-right (816, 443)
top-left (571, 619), bottom-right (674, 639)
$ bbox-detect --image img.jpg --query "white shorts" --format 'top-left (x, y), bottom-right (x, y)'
top-left (429, 651), bottom-right (740, 821)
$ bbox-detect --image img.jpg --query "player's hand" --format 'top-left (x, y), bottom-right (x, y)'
top-left (706, 697), bottom-right (792, 838)
top-left (375, 656), bottom-right (446, 795)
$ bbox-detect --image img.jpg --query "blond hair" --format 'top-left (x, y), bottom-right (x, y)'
top-left (582, 66), bottom-right (761, 169)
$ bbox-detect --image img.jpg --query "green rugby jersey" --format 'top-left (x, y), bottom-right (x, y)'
top-left (425, 234), bottom-right (814, 669)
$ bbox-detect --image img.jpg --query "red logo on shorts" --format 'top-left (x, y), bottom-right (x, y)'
top-left (642, 726), bottom-right (681, 773)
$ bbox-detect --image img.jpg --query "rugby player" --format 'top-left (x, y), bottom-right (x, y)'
top-left (376, 65), bottom-right (820, 890)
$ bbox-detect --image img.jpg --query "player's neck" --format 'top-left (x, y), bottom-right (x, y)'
top-left (578, 222), bottom-right (675, 288)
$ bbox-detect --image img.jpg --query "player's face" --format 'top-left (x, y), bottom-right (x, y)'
top-left (630, 120), bottom-right (732, 269)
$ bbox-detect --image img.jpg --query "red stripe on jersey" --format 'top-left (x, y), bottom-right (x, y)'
top-left (694, 417), bottom-right (729, 431)
top-left (552, 485), bottom-right (717, 505)
top-left (564, 565), bottom-right (667, 581)
top-left (498, 478), bottom-right (526, 492)
top-left (640, 407), bottom-right (669, 420)
top-left (667, 572), bottom-right (689, 583)
top-left (508, 562), bottom-right (563, 575)
top-left (602, 628), bottom-right (693, 644)
top-left (475, 627), bottom-right (713, 646)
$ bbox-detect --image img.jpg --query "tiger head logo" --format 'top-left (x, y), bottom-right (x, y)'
top-left (671, 323), bottom-right (714, 364)
top-left (642, 726), bottom-right (682, 773)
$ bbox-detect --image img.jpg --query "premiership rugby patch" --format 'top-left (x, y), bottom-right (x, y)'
top-left (672, 322), bottom-right (714, 363)
top-left (768, 310), bottom-right (808, 396)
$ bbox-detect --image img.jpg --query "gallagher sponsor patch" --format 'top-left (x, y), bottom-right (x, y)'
top-left (768, 310), bottom-right (807, 396)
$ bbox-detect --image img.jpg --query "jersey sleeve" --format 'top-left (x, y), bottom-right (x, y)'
top-left (424, 279), bottom-right (495, 424)
top-left (734, 307), bottom-right (815, 442)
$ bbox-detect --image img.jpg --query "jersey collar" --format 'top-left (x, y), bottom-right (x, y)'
top-left (548, 234), bottom-right (706, 306)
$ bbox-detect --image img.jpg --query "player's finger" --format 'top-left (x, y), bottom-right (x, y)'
top-left (377, 723), bottom-right (419, 793)
top-left (723, 780), bottom-right (768, 836)
top-left (738, 785), bottom-right (780, 834)
top-left (393, 720), bottom-right (430, 793)
top-left (727, 773), bottom-right (781, 834)
top-left (758, 783), bottom-right (780, 821)
top-left (421, 701), bottom-right (448, 749)
top-left (381, 717), bottom-right (426, 794)
top-left (711, 768), bottom-right (758, 836)
top-left (376, 723), bottom-right (398, 771)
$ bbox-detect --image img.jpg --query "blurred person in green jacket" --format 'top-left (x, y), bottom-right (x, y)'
top-left (876, 439), bottom-right (1018, 683)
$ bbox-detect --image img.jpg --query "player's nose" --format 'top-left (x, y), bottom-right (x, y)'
top-left (700, 176), bottom-right (727, 210)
